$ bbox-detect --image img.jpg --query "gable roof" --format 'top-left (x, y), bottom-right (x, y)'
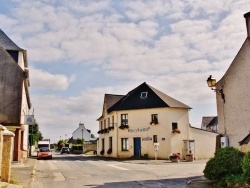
top-left (239, 133), bottom-right (250, 146)
top-left (97, 94), bottom-right (124, 120)
top-left (107, 82), bottom-right (191, 113)
top-left (201, 116), bottom-right (218, 129)
top-left (0, 29), bottom-right (23, 51)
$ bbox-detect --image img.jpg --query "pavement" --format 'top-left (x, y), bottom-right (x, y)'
top-left (0, 155), bottom-right (210, 188)
top-left (0, 156), bottom-right (37, 188)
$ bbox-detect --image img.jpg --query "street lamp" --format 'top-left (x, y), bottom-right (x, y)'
top-left (207, 75), bottom-right (225, 103)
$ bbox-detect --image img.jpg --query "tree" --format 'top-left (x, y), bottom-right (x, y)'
top-left (29, 123), bottom-right (43, 145)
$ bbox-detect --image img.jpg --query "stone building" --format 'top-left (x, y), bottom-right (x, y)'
top-left (208, 12), bottom-right (250, 149)
top-left (0, 29), bottom-right (31, 162)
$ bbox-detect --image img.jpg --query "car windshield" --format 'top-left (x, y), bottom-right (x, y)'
top-left (40, 148), bottom-right (50, 152)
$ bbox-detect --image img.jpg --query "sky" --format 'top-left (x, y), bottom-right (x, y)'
top-left (0, 0), bottom-right (250, 143)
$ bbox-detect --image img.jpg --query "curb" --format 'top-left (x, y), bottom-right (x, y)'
top-left (29, 159), bottom-right (37, 188)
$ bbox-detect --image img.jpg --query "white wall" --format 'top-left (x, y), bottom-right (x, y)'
top-left (217, 40), bottom-right (250, 147)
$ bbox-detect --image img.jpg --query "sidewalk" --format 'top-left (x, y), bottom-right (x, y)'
top-left (0, 156), bottom-right (37, 188)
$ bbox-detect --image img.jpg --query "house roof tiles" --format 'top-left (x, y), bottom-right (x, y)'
top-left (107, 82), bottom-right (191, 113)
top-left (0, 29), bottom-right (23, 51)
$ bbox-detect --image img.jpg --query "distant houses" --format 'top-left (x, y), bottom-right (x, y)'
top-left (201, 116), bottom-right (218, 133)
top-left (72, 123), bottom-right (91, 142)
top-left (97, 82), bottom-right (217, 159)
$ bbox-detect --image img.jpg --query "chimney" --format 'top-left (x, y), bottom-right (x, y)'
top-left (244, 12), bottom-right (250, 37)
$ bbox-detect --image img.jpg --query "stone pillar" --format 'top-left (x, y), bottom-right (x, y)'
top-left (0, 125), bottom-right (5, 177)
top-left (1, 128), bottom-right (15, 182)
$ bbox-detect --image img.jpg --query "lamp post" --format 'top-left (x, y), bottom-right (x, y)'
top-left (207, 75), bottom-right (225, 103)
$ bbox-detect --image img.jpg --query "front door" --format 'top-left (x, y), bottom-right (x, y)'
top-left (133, 137), bottom-right (141, 157)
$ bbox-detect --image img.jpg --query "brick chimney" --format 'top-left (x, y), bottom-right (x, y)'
top-left (244, 12), bottom-right (250, 37)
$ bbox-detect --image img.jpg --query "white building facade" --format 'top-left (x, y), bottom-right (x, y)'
top-left (97, 83), bottom-right (217, 159)
top-left (72, 123), bottom-right (91, 142)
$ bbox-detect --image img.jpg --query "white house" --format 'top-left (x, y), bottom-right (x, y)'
top-left (72, 123), bottom-right (91, 142)
top-left (97, 82), bottom-right (217, 159)
top-left (207, 12), bottom-right (250, 149)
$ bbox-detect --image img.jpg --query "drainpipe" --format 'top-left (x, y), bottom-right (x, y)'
top-left (116, 112), bottom-right (119, 158)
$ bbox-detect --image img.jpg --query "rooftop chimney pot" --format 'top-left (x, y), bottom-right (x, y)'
top-left (244, 12), bottom-right (250, 37)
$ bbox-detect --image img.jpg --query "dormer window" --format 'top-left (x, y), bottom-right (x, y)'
top-left (140, 92), bottom-right (148, 99)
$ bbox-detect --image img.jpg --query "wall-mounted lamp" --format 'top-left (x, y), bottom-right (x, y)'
top-left (207, 75), bottom-right (225, 103)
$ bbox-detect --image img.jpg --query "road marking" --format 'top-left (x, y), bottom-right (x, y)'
top-left (48, 161), bottom-right (58, 170)
top-left (53, 172), bottom-right (65, 182)
top-left (107, 164), bottom-right (129, 170)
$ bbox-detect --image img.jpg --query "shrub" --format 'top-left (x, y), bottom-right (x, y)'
top-left (242, 151), bottom-right (250, 183)
top-left (203, 147), bottom-right (244, 181)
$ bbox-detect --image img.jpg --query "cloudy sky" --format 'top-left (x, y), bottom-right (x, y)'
top-left (1, 0), bottom-right (249, 143)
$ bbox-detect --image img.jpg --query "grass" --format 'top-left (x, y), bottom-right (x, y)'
top-left (9, 178), bottom-right (18, 184)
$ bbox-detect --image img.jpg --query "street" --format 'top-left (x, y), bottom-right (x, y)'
top-left (32, 151), bottom-right (209, 188)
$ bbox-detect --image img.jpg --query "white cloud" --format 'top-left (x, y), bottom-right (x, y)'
top-left (1, 0), bottom-right (250, 141)
top-left (29, 68), bottom-right (75, 90)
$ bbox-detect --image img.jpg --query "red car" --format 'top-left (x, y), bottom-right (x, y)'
top-left (37, 147), bottom-right (52, 160)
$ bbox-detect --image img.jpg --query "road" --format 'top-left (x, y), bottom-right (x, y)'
top-left (33, 151), bottom-right (210, 188)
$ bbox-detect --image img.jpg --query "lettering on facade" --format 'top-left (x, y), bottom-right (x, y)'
top-left (142, 136), bottom-right (152, 141)
top-left (128, 127), bottom-right (150, 133)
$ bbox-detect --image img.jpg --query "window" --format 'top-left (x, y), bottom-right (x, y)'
top-left (102, 138), bottom-right (105, 151)
top-left (151, 114), bottom-right (158, 124)
top-left (109, 137), bottom-right (112, 149)
top-left (172, 122), bottom-right (178, 130)
top-left (121, 114), bottom-right (128, 126)
top-left (108, 118), bottom-right (110, 127)
top-left (140, 92), bottom-right (148, 99)
top-left (104, 119), bottom-right (106, 129)
top-left (100, 121), bottom-right (103, 130)
top-left (112, 116), bottom-right (114, 126)
top-left (153, 135), bottom-right (157, 143)
top-left (121, 138), bottom-right (129, 151)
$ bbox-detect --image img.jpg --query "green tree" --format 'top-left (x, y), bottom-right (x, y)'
top-left (29, 123), bottom-right (43, 145)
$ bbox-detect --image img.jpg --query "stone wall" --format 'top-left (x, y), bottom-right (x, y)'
top-left (83, 143), bottom-right (97, 153)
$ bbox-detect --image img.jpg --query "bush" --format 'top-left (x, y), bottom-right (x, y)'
top-left (203, 147), bottom-right (244, 181)
top-left (242, 151), bottom-right (250, 183)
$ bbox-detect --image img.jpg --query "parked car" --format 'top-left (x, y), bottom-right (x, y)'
top-left (60, 147), bottom-right (70, 154)
top-left (37, 147), bottom-right (52, 160)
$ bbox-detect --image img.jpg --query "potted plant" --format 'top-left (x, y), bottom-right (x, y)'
top-left (108, 126), bottom-right (114, 131)
top-left (172, 129), bottom-right (181, 134)
top-left (169, 153), bottom-right (180, 162)
top-left (150, 119), bottom-right (158, 125)
top-left (100, 150), bottom-right (104, 155)
top-left (119, 124), bottom-right (129, 129)
top-left (107, 148), bottom-right (112, 154)
top-left (186, 153), bottom-right (194, 162)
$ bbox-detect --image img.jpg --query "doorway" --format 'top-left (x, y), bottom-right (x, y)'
top-left (133, 137), bottom-right (141, 157)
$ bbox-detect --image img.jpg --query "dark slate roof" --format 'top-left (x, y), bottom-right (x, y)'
top-left (0, 29), bottom-right (23, 51)
top-left (107, 82), bottom-right (191, 113)
top-left (239, 133), bottom-right (250, 146)
top-left (201, 116), bottom-right (218, 129)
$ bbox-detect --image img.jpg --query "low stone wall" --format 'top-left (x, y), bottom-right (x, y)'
top-left (83, 143), bottom-right (97, 153)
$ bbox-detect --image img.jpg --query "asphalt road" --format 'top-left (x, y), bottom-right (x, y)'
top-left (31, 152), bottom-right (213, 188)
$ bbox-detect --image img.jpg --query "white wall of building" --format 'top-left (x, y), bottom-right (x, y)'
top-left (72, 123), bottom-right (91, 141)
